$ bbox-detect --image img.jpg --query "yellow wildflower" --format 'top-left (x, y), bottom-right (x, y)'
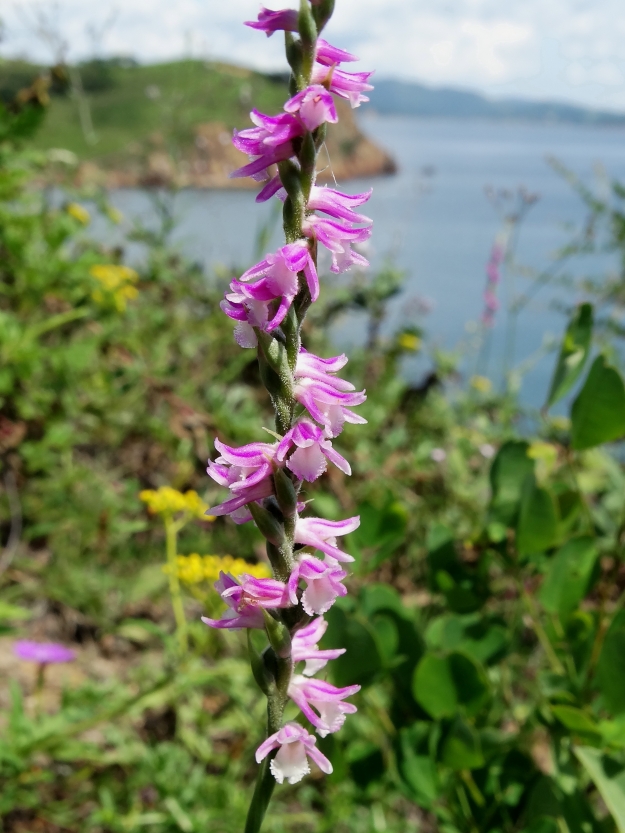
top-left (90, 264), bottom-right (139, 312)
top-left (139, 487), bottom-right (214, 520)
top-left (470, 375), bottom-right (493, 394)
top-left (170, 553), bottom-right (271, 585)
top-left (398, 333), bottom-right (421, 352)
top-left (67, 202), bottom-right (91, 225)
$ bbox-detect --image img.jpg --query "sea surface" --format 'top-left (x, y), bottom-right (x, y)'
top-left (97, 116), bottom-right (625, 408)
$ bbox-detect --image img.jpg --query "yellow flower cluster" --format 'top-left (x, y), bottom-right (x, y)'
top-left (470, 375), bottom-right (493, 394)
top-left (90, 264), bottom-right (139, 312)
top-left (139, 487), bottom-right (214, 520)
top-left (66, 202), bottom-right (91, 225)
top-left (398, 333), bottom-right (421, 352)
top-left (171, 553), bottom-right (272, 585)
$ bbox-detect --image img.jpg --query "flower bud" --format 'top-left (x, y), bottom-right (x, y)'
top-left (273, 468), bottom-right (299, 518)
top-left (249, 502), bottom-right (286, 547)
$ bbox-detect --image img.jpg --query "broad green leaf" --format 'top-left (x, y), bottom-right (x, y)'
top-left (323, 606), bottom-right (383, 687)
top-left (350, 498), bottom-right (408, 571)
top-left (539, 537), bottom-right (598, 620)
top-left (427, 526), bottom-right (487, 613)
top-left (597, 610), bottom-right (625, 715)
top-left (490, 441), bottom-right (534, 526)
top-left (426, 613), bottom-right (508, 665)
top-left (517, 475), bottom-right (559, 555)
top-left (523, 819), bottom-right (559, 833)
top-left (441, 719), bottom-right (485, 770)
top-left (571, 355), bottom-right (625, 450)
top-left (370, 613), bottom-right (399, 662)
top-left (413, 653), bottom-right (457, 718)
top-left (575, 746), bottom-right (625, 832)
top-left (551, 705), bottom-right (600, 736)
top-left (360, 583), bottom-right (407, 618)
top-left (413, 651), bottom-right (490, 719)
top-left (546, 302), bottom-right (593, 408)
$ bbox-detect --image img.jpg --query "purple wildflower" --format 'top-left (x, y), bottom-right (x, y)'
top-left (222, 573), bottom-right (291, 611)
top-left (294, 515), bottom-right (359, 562)
top-left (284, 84), bottom-right (338, 131)
top-left (288, 554), bottom-right (348, 615)
top-left (294, 348), bottom-right (367, 437)
top-left (256, 722), bottom-right (333, 783)
top-left (277, 420), bottom-right (351, 480)
top-left (311, 63), bottom-right (374, 108)
top-left (201, 572), bottom-right (266, 630)
top-left (307, 186), bottom-right (373, 225)
top-left (303, 215), bottom-right (371, 273)
top-left (315, 39), bottom-right (359, 66)
top-left (291, 616), bottom-right (346, 675)
top-left (287, 675), bottom-right (360, 737)
top-left (207, 439), bottom-right (277, 521)
top-left (13, 640), bottom-right (75, 664)
top-left (245, 7), bottom-right (299, 36)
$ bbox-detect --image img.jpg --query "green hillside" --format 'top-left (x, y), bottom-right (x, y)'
top-left (0, 58), bottom-right (287, 163)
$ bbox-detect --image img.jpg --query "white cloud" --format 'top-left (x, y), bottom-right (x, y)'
top-left (2, 0), bottom-right (625, 110)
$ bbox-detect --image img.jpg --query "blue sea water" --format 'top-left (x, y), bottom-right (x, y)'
top-left (100, 116), bottom-right (625, 408)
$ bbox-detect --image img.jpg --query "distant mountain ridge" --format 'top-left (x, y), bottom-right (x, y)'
top-left (367, 79), bottom-right (625, 125)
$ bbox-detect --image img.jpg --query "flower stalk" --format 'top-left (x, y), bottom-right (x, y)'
top-left (204, 3), bottom-right (374, 829)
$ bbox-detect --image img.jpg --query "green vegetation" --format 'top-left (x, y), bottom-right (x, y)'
top-left (0, 57), bottom-right (286, 162)
top-left (4, 83), bottom-right (625, 833)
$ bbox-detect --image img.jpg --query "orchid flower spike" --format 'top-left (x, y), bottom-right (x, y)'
top-left (210, 0), bottom-right (374, 812)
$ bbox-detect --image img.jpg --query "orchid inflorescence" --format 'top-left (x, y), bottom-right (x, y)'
top-left (201, 2), bottom-right (373, 826)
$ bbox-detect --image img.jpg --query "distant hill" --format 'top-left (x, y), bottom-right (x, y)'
top-left (368, 78), bottom-right (625, 125)
top-left (0, 58), bottom-right (394, 187)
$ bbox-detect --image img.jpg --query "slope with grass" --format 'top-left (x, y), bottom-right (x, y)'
top-left (0, 58), bottom-right (396, 187)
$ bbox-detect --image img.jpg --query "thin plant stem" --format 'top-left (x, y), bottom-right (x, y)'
top-left (165, 515), bottom-right (188, 653)
top-left (519, 585), bottom-right (566, 676)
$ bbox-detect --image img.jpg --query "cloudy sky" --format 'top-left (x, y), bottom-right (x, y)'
top-left (3, 0), bottom-right (625, 111)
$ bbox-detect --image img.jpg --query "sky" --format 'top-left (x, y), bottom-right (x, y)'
top-left (2, 0), bottom-right (625, 111)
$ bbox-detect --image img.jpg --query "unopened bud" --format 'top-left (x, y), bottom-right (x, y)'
top-left (273, 468), bottom-right (298, 518)
top-left (249, 502), bottom-right (286, 546)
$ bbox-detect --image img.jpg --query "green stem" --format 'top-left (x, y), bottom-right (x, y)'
top-left (244, 681), bottom-right (288, 833)
top-left (520, 585), bottom-right (566, 676)
top-left (165, 516), bottom-right (187, 653)
top-left (244, 756), bottom-right (277, 833)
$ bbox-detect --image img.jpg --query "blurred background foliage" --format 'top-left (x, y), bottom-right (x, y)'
top-left (3, 64), bottom-right (625, 833)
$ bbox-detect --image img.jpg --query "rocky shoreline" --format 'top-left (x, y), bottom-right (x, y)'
top-left (73, 99), bottom-right (396, 190)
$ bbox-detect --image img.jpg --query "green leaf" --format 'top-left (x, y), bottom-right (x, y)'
top-left (551, 706), bottom-right (600, 736)
top-left (517, 475), bottom-right (559, 555)
top-left (490, 441), bottom-right (534, 526)
top-left (597, 610), bottom-right (625, 715)
top-left (427, 526), bottom-right (487, 613)
top-left (546, 302), bottom-right (593, 408)
top-left (575, 746), bottom-right (625, 833)
top-left (425, 613), bottom-right (508, 665)
top-left (0, 601), bottom-right (32, 622)
top-left (522, 818), bottom-right (560, 833)
top-left (323, 606), bottom-right (383, 687)
top-left (571, 355), bottom-right (625, 450)
top-left (441, 719), bottom-right (485, 770)
top-left (413, 654), bottom-right (456, 718)
top-left (412, 651), bottom-right (490, 719)
top-left (539, 537), bottom-right (598, 620)
top-left (350, 497), bottom-right (408, 571)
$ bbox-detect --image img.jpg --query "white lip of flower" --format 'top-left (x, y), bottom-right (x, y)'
top-left (270, 741), bottom-right (311, 784)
